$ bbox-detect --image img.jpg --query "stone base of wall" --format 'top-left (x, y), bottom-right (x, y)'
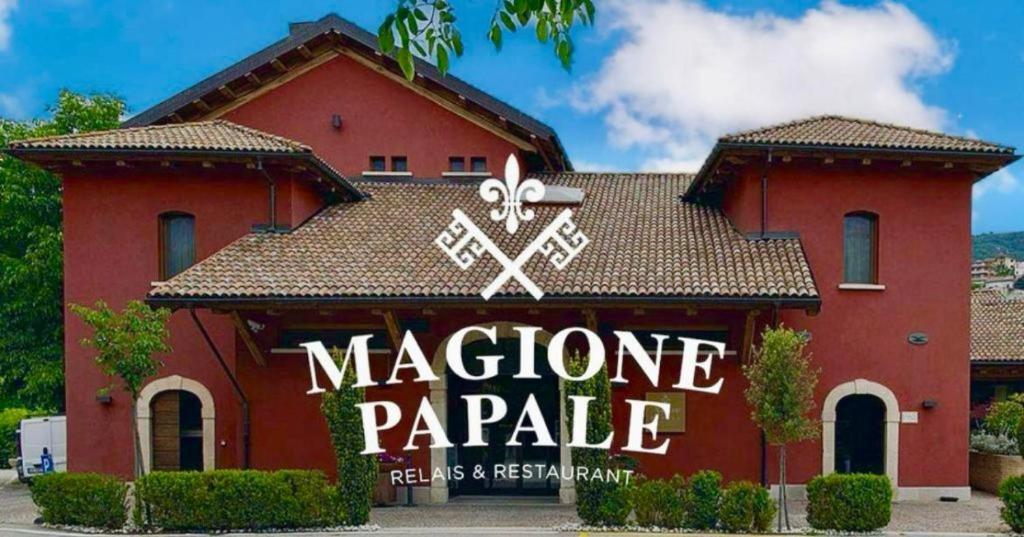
top-left (970, 451), bottom-right (1024, 494)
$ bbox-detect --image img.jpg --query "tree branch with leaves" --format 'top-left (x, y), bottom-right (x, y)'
top-left (70, 300), bottom-right (171, 477)
top-left (378, 0), bottom-right (596, 80)
top-left (743, 325), bottom-right (820, 531)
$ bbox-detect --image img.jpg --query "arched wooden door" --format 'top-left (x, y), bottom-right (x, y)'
top-left (151, 390), bottom-right (204, 471)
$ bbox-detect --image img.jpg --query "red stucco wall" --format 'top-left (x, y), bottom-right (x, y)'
top-left (222, 54), bottom-right (522, 178)
top-left (723, 159), bottom-right (974, 488)
top-left (62, 167), bottom-right (321, 476)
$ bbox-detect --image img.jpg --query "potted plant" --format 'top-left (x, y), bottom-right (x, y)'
top-left (375, 452), bottom-right (406, 505)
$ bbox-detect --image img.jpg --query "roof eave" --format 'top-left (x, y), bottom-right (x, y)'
top-left (684, 141), bottom-right (1020, 200)
top-left (3, 146), bottom-right (367, 201)
top-left (119, 13), bottom-right (571, 171)
top-left (144, 293), bottom-right (823, 312)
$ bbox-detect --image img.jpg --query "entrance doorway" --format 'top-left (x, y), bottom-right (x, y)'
top-left (447, 338), bottom-right (560, 496)
top-left (151, 390), bottom-right (204, 471)
top-left (834, 394), bottom-right (885, 475)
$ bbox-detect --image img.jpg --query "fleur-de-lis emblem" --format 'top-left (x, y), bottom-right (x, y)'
top-left (479, 155), bottom-right (545, 234)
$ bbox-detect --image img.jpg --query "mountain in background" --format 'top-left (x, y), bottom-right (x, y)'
top-left (974, 231), bottom-right (1024, 260)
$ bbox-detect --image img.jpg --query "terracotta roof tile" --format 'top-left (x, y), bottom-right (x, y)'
top-left (8, 120), bottom-right (312, 153)
top-left (149, 173), bottom-right (819, 302)
top-left (721, 115), bottom-right (1014, 154)
top-left (972, 290), bottom-right (1024, 362)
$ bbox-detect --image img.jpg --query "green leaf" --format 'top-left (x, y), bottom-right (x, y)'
top-left (488, 24), bottom-right (503, 50)
top-left (536, 18), bottom-right (549, 42)
top-left (451, 32), bottom-right (464, 56)
top-left (436, 46), bottom-right (450, 75)
top-left (556, 39), bottom-right (572, 69)
top-left (413, 7), bottom-right (428, 20)
top-left (397, 48), bottom-right (415, 80)
top-left (500, 11), bottom-right (516, 31)
top-left (377, 22), bottom-right (395, 53)
top-left (413, 41), bottom-right (426, 56)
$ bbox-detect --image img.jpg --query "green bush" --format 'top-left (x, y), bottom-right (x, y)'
top-left (0, 408), bottom-right (38, 468)
top-left (985, 397), bottom-right (1024, 437)
top-left (806, 473), bottom-right (892, 531)
top-left (685, 470), bottom-right (722, 529)
top-left (31, 472), bottom-right (127, 529)
top-left (632, 477), bottom-right (685, 528)
top-left (719, 481), bottom-right (776, 533)
top-left (134, 469), bottom-right (338, 531)
top-left (999, 475), bottom-right (1024, 532)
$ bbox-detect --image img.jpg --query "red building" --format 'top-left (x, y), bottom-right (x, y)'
top-left (5, 13), bottom-right (1019, 503)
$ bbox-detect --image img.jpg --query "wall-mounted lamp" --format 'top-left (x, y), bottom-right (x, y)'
top-left (922, 400), bottom-right (938, 409)
top-left (331, 114), bottom-right (343, 130)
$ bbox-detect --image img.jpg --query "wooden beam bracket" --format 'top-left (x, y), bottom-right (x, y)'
top-left (230, 311), bottom-right (267, 366)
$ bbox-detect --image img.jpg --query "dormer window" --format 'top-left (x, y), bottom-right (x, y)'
top-left (843, 211), bottom-right (878, 284)
top-left (159, 212), bottom-right (195, 280)
top-left (391, 156), bottom-right (408, 172)
top-left (470, 157), bottom-right (487, 173)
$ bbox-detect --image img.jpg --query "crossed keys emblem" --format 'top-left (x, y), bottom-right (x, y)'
top-left (435, 155), bottom-right (589, 300)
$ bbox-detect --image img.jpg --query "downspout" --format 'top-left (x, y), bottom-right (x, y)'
top-left (760, 149), bottom-right (773, 237)
top-left (189, 308), bottom-right (251, 469)
top-left (760, 302), bottom-right (782, 487)
top-left (256, 158), bottom-right (277, 232)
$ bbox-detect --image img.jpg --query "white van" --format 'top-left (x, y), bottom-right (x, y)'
top-left (14, 416), bottom-right (66, 481)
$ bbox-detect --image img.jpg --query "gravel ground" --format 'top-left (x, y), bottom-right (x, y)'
top-left (0, 471), bottom-right (37, 526)
top-left (371, 497), bottom-right (579, 528)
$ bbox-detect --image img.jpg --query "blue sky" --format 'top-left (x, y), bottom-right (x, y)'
top-left (1, 0), bottom-right (1021, 233)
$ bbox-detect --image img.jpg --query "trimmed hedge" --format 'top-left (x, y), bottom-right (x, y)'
top-left (806, 473), bottom-right (892, 531)
top-left (0, 408), bottom-right (38, 468)
top-left (30, 473), bottom-right (128, 529)
top-left (999, 475), bottom-right (1024, 532)
top-left (632, 477), bottom-right (684, 528)
top-left (685, 469), bottom-right (722, 530)
top-left (134, 469), bottom-right (339, 531)
top-left (719, 481), bottom-right (776, 533)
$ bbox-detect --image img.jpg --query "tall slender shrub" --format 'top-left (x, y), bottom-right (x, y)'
top-left (563, 350), bottom-right (624, 526)
top-left (321, 350), bottom-right (377, 525)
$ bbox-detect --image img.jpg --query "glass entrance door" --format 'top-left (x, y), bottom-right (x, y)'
top-left (448, 338), bottom-right (560, 496)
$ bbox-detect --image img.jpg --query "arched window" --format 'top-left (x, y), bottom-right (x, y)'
top-left (843, 212), bottom-right (878, 284)
top-left (159, 212), bottom-right (195, 279)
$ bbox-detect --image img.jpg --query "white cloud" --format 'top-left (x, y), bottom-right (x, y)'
top-left (572, 0), bottom-right (953, 171)
top-left (974, 169), bottom-right (1019, 200)
top-left (0, 93), bottom-right (23, 118)
top-left (0, 0), bottom-right (16, 51)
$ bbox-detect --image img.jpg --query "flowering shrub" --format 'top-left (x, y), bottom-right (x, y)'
top-left (971, 430), bottom-right (1018, 456)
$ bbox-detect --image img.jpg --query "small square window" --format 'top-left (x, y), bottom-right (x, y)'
top-left (470, 157), bottom-right (487, 173)
top-left (369, 156), bottom-right (386, 172)
top-left (391, 156), bottom-right (408, 172)
top-left (449, 157), bottom-right (466, 172)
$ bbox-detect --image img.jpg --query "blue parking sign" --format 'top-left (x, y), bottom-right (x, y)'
top-left (40, 451), bottom-right (54, 474)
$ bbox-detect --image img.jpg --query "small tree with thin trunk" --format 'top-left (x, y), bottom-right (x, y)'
top-left (70, 300), bottom-right (170, 478)
top-left (743, 325), bottom-right (820, 531)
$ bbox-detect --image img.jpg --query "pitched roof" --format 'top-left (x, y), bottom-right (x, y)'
top-left (721, 115), bottom-right (1015, 154)
top-left (120, 13), bottom-right (570, 170)
top-left (8, 120), bottom-right (311, 153)
top-left (686, 115), bottom-right (1019, 200)
top-left (148, 173), bottom-right (819, 306)
top-left (971, 290), bottom-right (1024, 363)
top-left (5, 121), bottom-right (364, 199)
